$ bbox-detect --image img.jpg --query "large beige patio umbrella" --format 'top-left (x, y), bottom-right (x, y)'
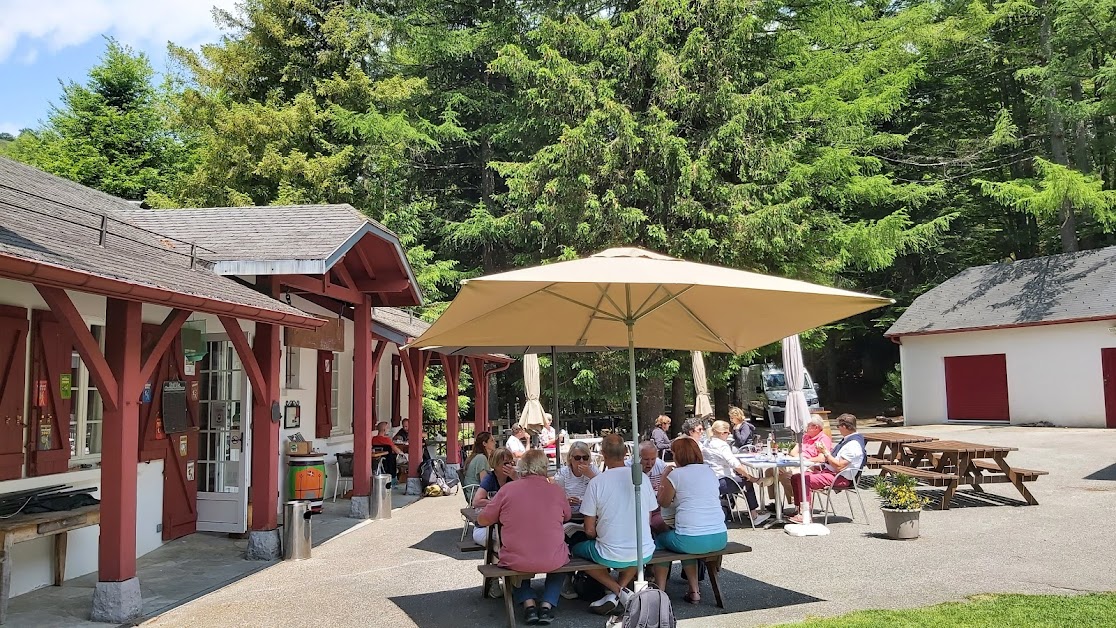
top-left (517, 353), bottom-right (547, 432)
top-left (409, 247), bottom-right (891, 587)
top-left (692, 351), bottom-right (713, 417)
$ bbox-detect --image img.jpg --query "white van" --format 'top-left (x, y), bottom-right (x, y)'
top-left (740, 364), bottom-right (821, 425)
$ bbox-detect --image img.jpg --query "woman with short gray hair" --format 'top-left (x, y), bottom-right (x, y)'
top-left (477, 449), bottom-right (572, 624)
top-left (554, 442), bottom-right (599, 514)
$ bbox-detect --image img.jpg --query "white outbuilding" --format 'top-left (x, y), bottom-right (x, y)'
top-left (886, 246), bottom-right (1116, 429)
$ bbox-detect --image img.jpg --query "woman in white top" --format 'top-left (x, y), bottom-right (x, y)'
top-left (704, 420), bottom-right (771, 526)
top-left (652, 437), bottom-right (727, 603)
top-left (554, 442), bottom-right (599, 513)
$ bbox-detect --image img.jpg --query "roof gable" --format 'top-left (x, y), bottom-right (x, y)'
top-left (886, 246), bottom-right (1116, 337)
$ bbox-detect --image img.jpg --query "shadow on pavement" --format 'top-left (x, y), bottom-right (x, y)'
top-left (1085, 462), bottom-right (1116, 481)
top-left (411, 528), bottom-right (481, 560)
top-left (389, 569), bottom-right (822, 627)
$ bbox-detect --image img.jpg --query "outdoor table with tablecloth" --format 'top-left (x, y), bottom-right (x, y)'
top-left (736, 454), bottom-right (804, 523)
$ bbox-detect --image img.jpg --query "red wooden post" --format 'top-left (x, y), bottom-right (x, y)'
top-left (352, 296), bottom-right (373, 498)
top-left (441, 355), bottom-right (464, 464)
top-left (100, 298), bottom-right (142, 582)
top-left (250, 278), bottom-right (282, 532)
top-left (400, 348), bottom-right (431, 478)
top-left (468, 357), bottom-right (488, 433)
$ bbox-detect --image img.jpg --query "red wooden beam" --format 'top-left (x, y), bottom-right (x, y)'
top-left (353, 278), bottom-right (411, 294)
top-left (332, 259), bottom-right (357, 290)
top-left (35, 285), bottom-right (119, 412)
top-left (352, 296), bottom-right (374, 498)
top-left (217, 316), bottom-right (267, 397)
top-left (279, 274), bottom-right (363, 304)
top-left (353, 244), bottom-right (377, 280)
top-left (441, 355), bottom-right (465, 464)
top-left (399, 348), bottom-right (432, 477)
top-left (136, 309), bottom-right (191, 398)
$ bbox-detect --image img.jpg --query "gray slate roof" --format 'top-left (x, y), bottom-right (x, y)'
top-left (0, 157), bottom-right (318, 325)
top-left (886, 246), bottom-right (1116, 337)
top-left (373, 306), bottom-right (429, 341)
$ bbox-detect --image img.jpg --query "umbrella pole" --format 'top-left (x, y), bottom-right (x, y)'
top-left (627, 320), bottom-right (648, 592)
top-left (552, 345), bottom-right (561, 469)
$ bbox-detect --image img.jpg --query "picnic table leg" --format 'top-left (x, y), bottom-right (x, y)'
top-left (54, 532), bottom-right (67, 586)
top-left (994, 456), bottom-right (1038, 505)
top-left (481, 525), bottom-right (497, 598)
top-left (706, 556), bottom-right (725, 609)
top-left (938, 453), bottom-right (957, 510)
top-left (502, 576), bottom-right (517, 628)
top-left (0, 533), bottom-right (11, 625)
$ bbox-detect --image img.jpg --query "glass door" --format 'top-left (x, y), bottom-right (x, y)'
top-left (196, 337), bottom-right (250, 533)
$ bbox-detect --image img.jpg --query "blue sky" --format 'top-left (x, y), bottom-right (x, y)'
top-left (0, 0), bottom-right (238, 136)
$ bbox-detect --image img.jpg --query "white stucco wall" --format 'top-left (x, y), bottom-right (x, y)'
top-left (899, 319), bottom-right (1116, 428)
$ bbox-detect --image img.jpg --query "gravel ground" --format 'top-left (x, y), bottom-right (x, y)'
top-left (145, 424), bottom-right (1116, 628)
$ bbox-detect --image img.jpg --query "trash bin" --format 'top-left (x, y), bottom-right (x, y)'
top-left (283, 500), bottom-right (314, 560)
top-left (370, 473), bottom-right (392, 520)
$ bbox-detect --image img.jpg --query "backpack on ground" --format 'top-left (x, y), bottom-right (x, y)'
top-left (419, 458), bottom-right (458, 495)
top-left (620, 587), bottom-right (675, 628)
top-left (571, 571), bottom-right (608, 601)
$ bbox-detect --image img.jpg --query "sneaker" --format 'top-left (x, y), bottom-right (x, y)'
top-left (590, 592), bottom-right (618, 615)
top-left (486, 578), bottom-right (504, 599)
top-left (536, 605), bottom-right (554, 625)
top-left (523, 605), bottom-right (539, 625)
top-left (617, 588), bottom-right (634, 610)
top-left (560, 575), bottom-right (578, 600)
top-left (751, 512), bottom-right (772, 526)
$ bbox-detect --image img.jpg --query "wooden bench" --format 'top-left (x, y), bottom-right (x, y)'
top-left (458, 540), bottom-right (484, 552)
top-left (865, 456), bottom-right (892, 470)
top-left (478, 541), bottom-right (751, 628)
top-left (881, 465), bottom-right (957, 486)
top-left (970, 460), bottom-right (1049, 482)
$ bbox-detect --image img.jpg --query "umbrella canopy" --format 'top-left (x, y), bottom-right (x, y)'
top-left (410, 246), bottom-right (891, 585)
top-left (518, 353), bottom-right (547, 431)
top-left (692, 351), bottom-right (713, 417)
top-left (781, 335), bottom-right (811, 434)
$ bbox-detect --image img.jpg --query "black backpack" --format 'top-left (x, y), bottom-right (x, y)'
top-left (419, 458), bottom-right (459, 494)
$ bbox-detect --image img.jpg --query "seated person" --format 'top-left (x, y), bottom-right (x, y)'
top-left (477, 450), bottom-right (571, 626)
top-left (627, 441), bottom-right (668, 535)
top-left (371, 421), bottom-right (404, 480)
top-left (571, 435), bottom-right (656, 616)
top-left (392, 418), bottom-right (411, 468)
top-left (651, 437), bottom-right (726, 604)
top-left (704, 420), bottom-right (771, 526)
top-left (471, 447), bottom-right (516, 546)
top-left (728, 406), bottom-right (754, 451)
top-left (538, 414), bottom-right (557, 457)
top-left (788, 414), bottom-right (865, 524)
top-left (554, 442), bottom-right (599, 514)
top-left (778, 415), bottom-right (832, 503)
top-left (680, 417), bottom-right (706, 445)
top-left (463, 432), bottom-right (496, 502)
top-left (506, 425), bottom-right (529, 459)
top-left (650, 415), bottom-right (672, 459)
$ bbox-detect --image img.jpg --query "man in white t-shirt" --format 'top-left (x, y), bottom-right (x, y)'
top-left (505, 424), bottom-right (528, 459)
top-left (788, 414), bottom-right (865, 524)
top-left (572, 435), bottom-right (656, 615)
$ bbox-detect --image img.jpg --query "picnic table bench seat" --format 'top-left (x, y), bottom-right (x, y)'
top-left (478, 541), bottom-right (751, 628)
top-left (881, 464), bottom-right (957, 486)
top-left (970, 460), bottom-right (1049, 481)
top-left (458, 540), bottom-right (485, 552)
top-left (865, 456), bottom-right (892, 469)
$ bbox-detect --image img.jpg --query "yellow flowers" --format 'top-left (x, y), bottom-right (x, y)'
top-left (874, 473), bottom-right (929, 511)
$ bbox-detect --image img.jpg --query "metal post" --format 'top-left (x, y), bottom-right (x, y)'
top-left (552, 345), bottom-right (560, 468)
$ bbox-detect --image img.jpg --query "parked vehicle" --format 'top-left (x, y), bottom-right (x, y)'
top-left (740, 364), bottom-right (820, 425)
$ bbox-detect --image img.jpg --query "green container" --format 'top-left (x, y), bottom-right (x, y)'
top-left (286, 454), bottom-right (326, 513)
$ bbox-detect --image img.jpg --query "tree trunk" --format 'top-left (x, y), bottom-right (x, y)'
top-left (713, 386), bottom-right (729, 420)
top-left (670, 374), bottom-right (685, 436)
top-left (1041, 6), bottom-right (1078, 253)
top-left (638, 376), bottom-right (665, 439)
top-left (825, 333), bottom-right (839, 402)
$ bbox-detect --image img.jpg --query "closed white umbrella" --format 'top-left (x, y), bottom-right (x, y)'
top-left (692, 351), bottom-right (713, 417)
top-left (782, 334), bottom-right (829, 537)
top-left (518, 353), bottom-right (547, 432)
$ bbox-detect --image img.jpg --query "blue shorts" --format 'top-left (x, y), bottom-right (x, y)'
top-left (571, 540), bottom-right (653, 569)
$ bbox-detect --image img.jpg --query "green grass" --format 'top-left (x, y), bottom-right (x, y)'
top-left (770, 593), bottom-right (1116, 627)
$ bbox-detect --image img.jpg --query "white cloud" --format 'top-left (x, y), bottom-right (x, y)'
top-left (0, 0), bottom-right (240, 63)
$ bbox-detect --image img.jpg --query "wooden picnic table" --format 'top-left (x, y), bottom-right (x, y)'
top-left (0, 505), bottom-right (100, 623)
top-left (863, 432), bottom-right (937, 468)
top-left (885, 440), bottom-right (1047, 509)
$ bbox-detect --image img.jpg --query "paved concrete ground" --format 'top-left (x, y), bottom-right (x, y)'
top-left (32, 424), bottom-right (1116, 628)
top-left (4, 487), bottom-right (419, 627)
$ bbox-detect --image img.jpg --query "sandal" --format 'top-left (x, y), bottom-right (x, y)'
top-left (683, 591), bottom-right (701, 604)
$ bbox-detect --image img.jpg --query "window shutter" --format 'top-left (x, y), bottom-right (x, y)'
top-left (27, 310), bottom-right (72, 476)
top-left (0, 306), bottom-right (28, 480)
top-left (315, 350), bottom-right (332, 438)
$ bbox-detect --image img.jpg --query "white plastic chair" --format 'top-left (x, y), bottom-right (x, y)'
top-left (811, 465), bottom-right (869, 525)
top-left (719, 475), bottom-right (756, 529)
top-left (458, 467), bottom-right (481, 541)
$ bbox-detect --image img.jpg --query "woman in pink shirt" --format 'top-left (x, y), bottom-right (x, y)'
top-left (778, 416), bottom-right (833, 505)
top-left (477, 449), bottom-right (571, 625)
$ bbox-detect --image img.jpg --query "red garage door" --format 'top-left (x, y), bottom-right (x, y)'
top-left (944, 354), bottom-right (1010, 422)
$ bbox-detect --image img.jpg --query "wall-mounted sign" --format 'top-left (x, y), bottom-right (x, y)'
top-left (162, 381), bottom-right (189, 434)
top-left (189, 380), bottom-right (199, 402)
top-left (38, 417), bottom-right (52, 449)
top-left (141, 382), bottom-right (153, 404)
top-left (186, 460), bottom-right (195, 481)
top-left (35, 380), bottom-right (48, 407)
top-left (285, 317), bottom-right (345, 352)
top-left (179, 434), bottom-right (188, 457)
top-left (184, 362), bottom-right (195, 376)
top-left (59, 374), bottom-right (71, 400)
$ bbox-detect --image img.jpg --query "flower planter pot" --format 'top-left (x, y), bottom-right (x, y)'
top-left (881, 507), bottom-right (920, 540)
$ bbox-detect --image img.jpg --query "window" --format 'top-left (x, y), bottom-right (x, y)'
top-left (69, 324), bottom-right (104, 461)
top-left (330, 352), bottom-right (344, 434)
top-left (284, 346), bottom-right (301, 389)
